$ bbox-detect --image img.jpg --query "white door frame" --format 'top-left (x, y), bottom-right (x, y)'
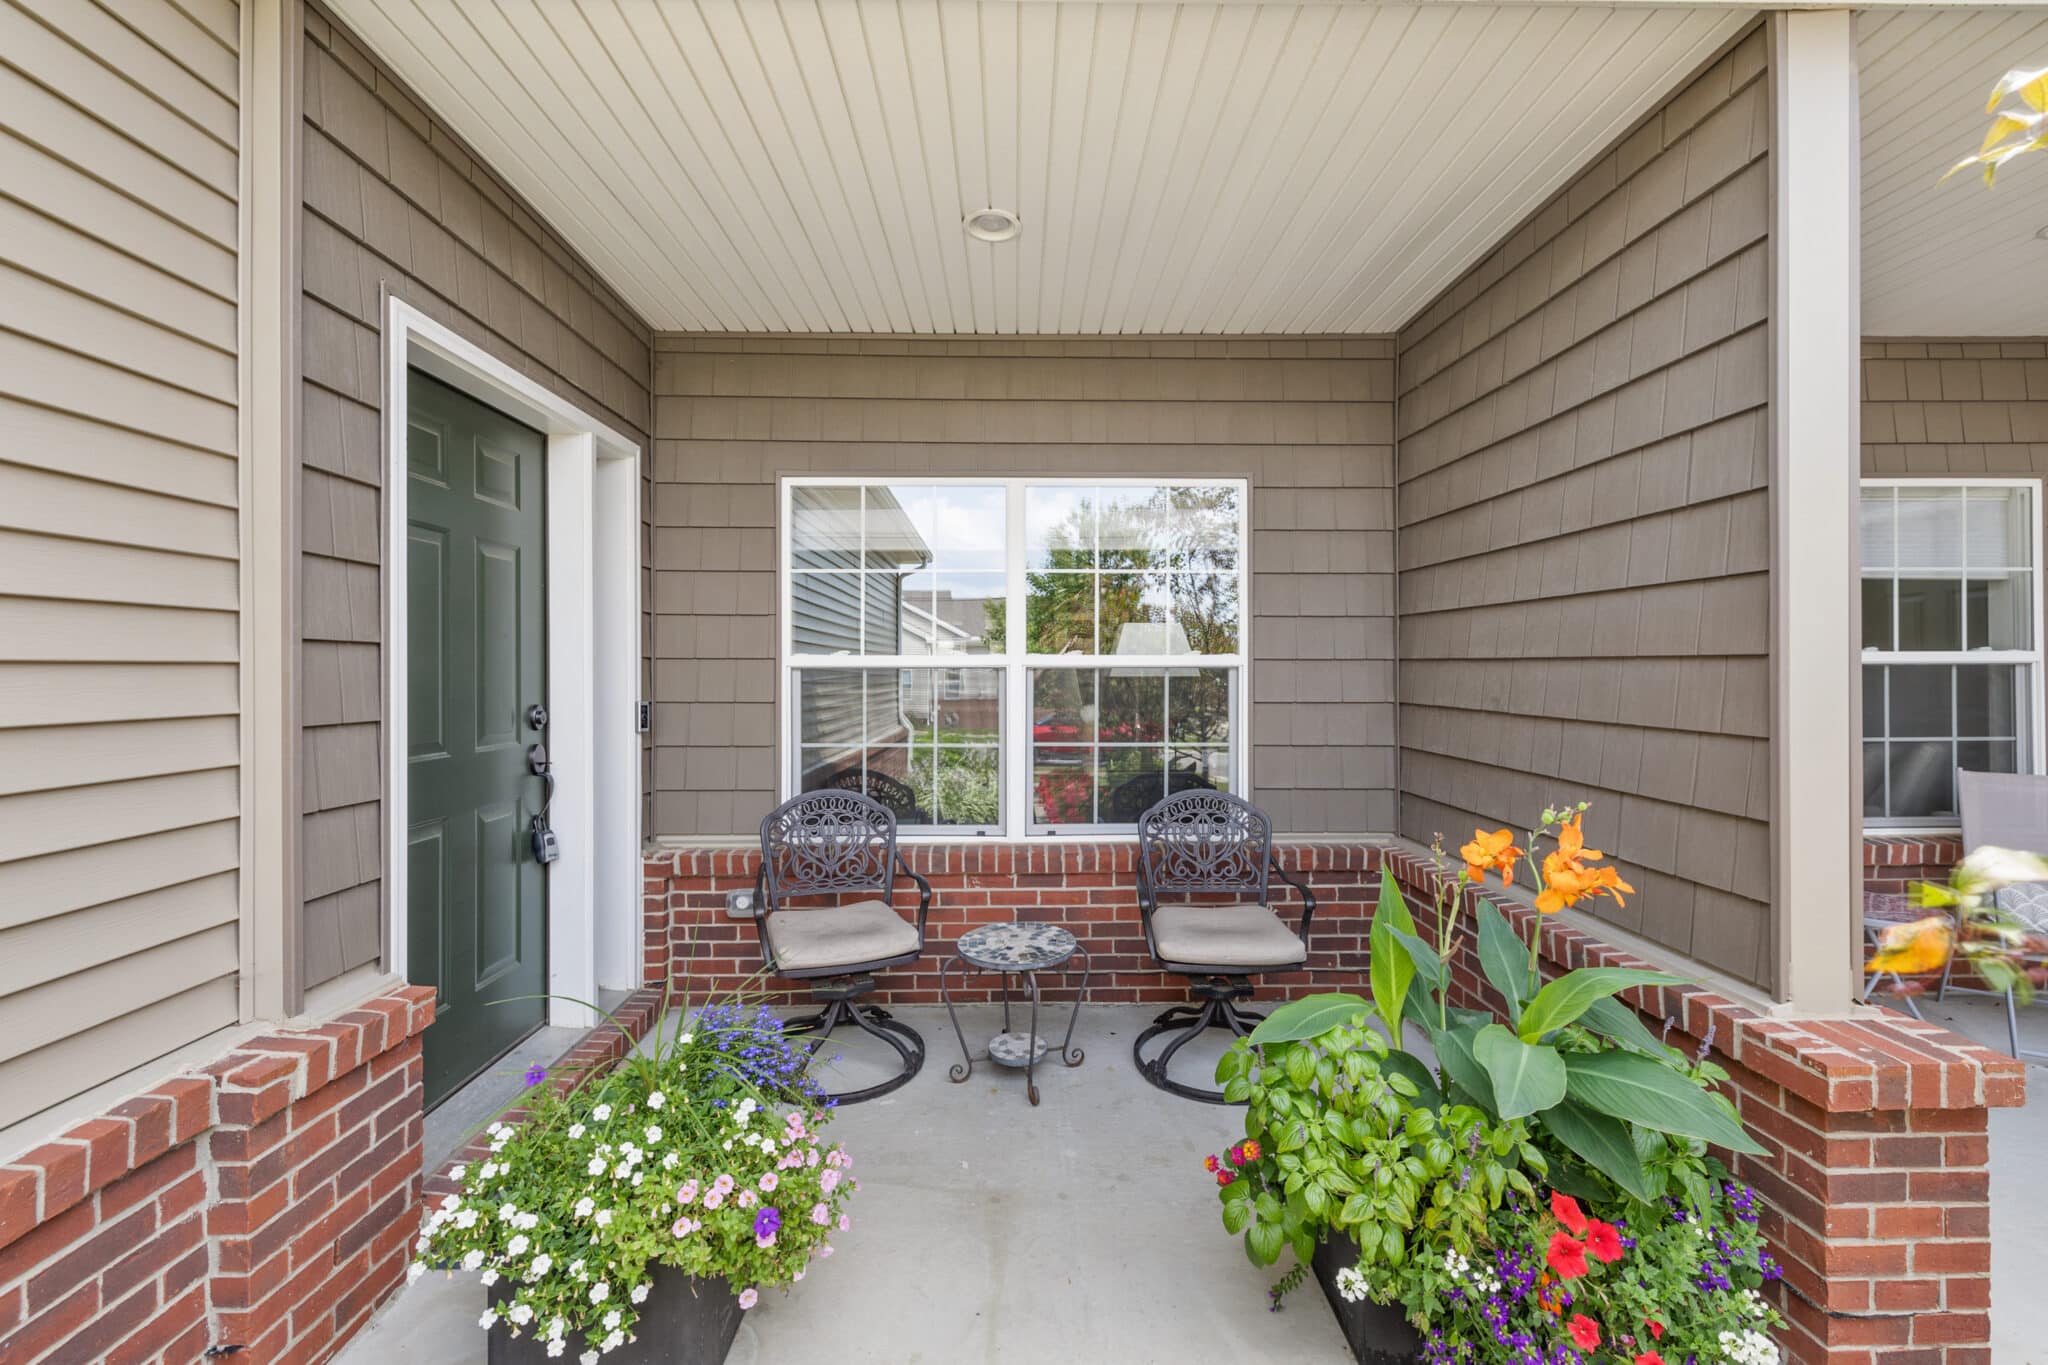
top-left (382, 297), bottom-right (641, 1029)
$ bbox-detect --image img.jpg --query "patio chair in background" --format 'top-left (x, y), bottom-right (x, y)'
top-left (753, 790), bottom-right (932, 1101)
top-left (1131, 790), bottom-right (1317, 1103)
top-left (1950, 768), bottom-right (2048, 1059)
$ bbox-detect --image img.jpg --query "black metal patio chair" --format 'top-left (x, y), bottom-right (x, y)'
top-left (815, 766), bottom-right (931, 825)
top-left (1130, 790), bottom-right (1316, 1102)
top-left (752, 790), bottom-right (932, 1102)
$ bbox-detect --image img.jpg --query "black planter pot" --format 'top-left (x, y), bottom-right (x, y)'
top-left (1311, 1231), bottom-right (1425, 1365)
top-left (487, 1263), bottom-right (743, 1365)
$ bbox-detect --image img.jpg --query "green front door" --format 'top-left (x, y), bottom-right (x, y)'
top-left (406, 368), bottom-right (549, 1110)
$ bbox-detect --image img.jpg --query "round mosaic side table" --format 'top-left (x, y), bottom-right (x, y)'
top-left (938, 922), bottom-right (1088, 1106)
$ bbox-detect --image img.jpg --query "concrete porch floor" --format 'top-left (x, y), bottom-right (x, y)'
top-left (341, 998), bottom-right (2043, 1365)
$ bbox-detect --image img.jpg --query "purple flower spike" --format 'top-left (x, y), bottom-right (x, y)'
top-left (522, 1064), bottom-right (547, 1086)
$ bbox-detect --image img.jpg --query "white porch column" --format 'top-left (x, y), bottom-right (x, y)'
top-left (238, 0), bottom-right (303, 1018)
top-left (1768, 10), bottom-right (1862, 1015)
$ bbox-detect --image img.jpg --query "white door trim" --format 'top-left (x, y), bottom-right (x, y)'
top-left (382, 298), bottom-right (642, 1030)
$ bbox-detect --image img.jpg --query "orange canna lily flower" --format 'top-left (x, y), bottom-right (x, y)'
top-left (1535, 815), bottom-right (1634, 913)
top-left (1460, 828), bottom-right (1524, 885)
top-left (1865, 916), bottom-right (1954, 977)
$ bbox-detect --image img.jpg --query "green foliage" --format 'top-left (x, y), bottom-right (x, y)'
top-left (1517, 968), bottom-right (1679, 1043)
top-left (415, 1005), bottom-right (854, 1357)
top-left (1472, 1024), bottom-right (1566, 1119)
top-left (1474, 903), bottom-right (1528, 1029)
top-left (1208, 1013), bottom-right (1537, 1308)
top-left (1246, 993), bottom-right (1371, 1046)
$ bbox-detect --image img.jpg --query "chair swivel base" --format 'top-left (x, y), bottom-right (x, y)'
top-left (1132, 976), bottom-right (1266, 1104)
top-left (783, 981), bottom-right (925, 1105)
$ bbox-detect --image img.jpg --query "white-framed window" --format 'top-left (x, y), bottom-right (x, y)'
top-left (779, 478), bottom-right (1248, 837)
top-left (1861, 478), bottom-right (2045, 825)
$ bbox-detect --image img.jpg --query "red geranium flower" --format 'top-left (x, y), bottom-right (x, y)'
top-left (1634, 1354), bottom-right (1666, 1365)
top-left (1585, 1219), bottom-right (1624, 1263)
top-left (1546, 1231), bottom-right (1589, 1280)
top-left (1549, 1191), bottom-right (1589, 1235)
top-left (1645, 1319), bottom-right (1665, 1341)
top-left (1567, 1314), bottom-right (1601, 1350)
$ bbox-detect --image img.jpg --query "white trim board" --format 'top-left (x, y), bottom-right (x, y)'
top-left (382, 299), bottom-right (643, 1030)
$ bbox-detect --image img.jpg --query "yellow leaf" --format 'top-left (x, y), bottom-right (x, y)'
top-left (1864, 916), bottom-right (1954, 977)
top-left (1989, 65), bottom-right (2048, 114)
top-left (1981, 112), bottom-right (2033, 154)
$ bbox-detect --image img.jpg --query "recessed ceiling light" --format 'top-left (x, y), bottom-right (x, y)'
top-left (964, 208), bottom-right (1021, 243)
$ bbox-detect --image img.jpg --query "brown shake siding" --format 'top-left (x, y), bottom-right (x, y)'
top-left (297, 4), bottom-right (653, 989)
top-left (1393, 31), bottom-right (1775, 985)
top-left (1861, 340), bottom-right (2048, 502)
top-left (647, 336), bottom-right (1397, 839)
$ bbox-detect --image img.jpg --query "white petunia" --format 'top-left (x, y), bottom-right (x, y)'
top-left (440, 1194), bottom-right (462, 1211)
top-left (647, 1091), bottom-right (665, 1108)
top-left (602, 1331), bottom-right (624, 1352)
top-left (645, 1126), bottom-right (663, 1143)
top-left (509, 1304), bottom-right (534, 1326)
top-left (478, 1310), bottom-right (498, 1329)
top-left (499, 1203), bottom-right (518, 1221)
top-left (480, 1270), bottom-right (499, 1287)
top-left (461, 1250), bottom-right (485, 1271)
top-left (630, 1283), bottom-right (649, 1304)
top-left (568, 1123), bottom-right (586, 1140)
top-left (454, 1209), bottom-right (478, 1230)
top-left (407, 1263), bottom-right (427, 1284)
top-left (531, 1254), bottom-right (553, 1279)
top-left (508, 1235), bottom-right (530, 1256)
top-left (595, 1209), bottom-right (614, 1228)
top-left (603, 1310), bottom-right (622, 1331)
top-left (587, 1157), bottom-right (607, 1176)
top-left (592, 1104), bottom-right (612, 1122)
top-left (546, 1343), bottom-right (564, 1360)
top-left (590, 1282), bottom-right (610, 1304)
top-left (447, 1166), bottom-right (466, 1183)
top-left (581, 1354), bottom-right (599, 1365)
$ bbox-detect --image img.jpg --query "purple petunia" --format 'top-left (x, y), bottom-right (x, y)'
top-left (522, 1064), bottom-right (546, 1086)
top-left (754, 1206), bottom-right (782, 1242)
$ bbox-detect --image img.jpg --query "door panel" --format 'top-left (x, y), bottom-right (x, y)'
top-left (406, 368), bottom-right (548, 1110)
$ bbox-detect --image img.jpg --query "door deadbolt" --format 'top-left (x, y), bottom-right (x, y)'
top-left (527, 703), bottom-right (549, 730)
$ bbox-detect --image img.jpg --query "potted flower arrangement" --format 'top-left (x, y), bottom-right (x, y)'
top-left (1205, 804), bottom-right (1786, 1363)
top-left (414, 1000), bottom-right (858, 1364)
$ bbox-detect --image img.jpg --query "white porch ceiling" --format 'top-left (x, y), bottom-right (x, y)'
top-left (1859, 7), bottom-right (2048, 338)
top-left (326, 0), bottom-right (1752, 334)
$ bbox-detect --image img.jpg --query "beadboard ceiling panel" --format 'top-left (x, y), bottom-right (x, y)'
top-left (326, 0), bottom-right (1751, 333)
top-left (1860, 8), bottom-right (2048, 337)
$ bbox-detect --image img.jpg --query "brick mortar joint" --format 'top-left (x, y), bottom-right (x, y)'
top-left (213, 986), bottom-right (436, 1109)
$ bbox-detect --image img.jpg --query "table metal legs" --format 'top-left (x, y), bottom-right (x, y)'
top-left (938, 947), bottom-right (1089, 1105)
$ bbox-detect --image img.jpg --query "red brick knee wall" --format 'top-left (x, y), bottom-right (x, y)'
top-left (642, 840), bottom-right (1388, 1005)
top-left (1380, 848), bottom-right (2025, 1365)
top-left (1864, 834), bottom-right (1962, 897)
top-left (0, 986), bottom-right (434, 1365)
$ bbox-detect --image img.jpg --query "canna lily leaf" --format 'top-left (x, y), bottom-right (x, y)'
top-left (1540, 1098), bottom-right (1659, 1203)
top-left (1434, 1024), bottom-right (1496, 1114)
top-left (1370, 911), bottom-right (1415, 1046)
top-left (1476, 902), bottom-right (1529, 1027)
top-left (1517, 967), bottom-right (1681, 1042)
top-left (1563, 1051), bottom-right (1767, 1155)
top-left (1473, 1024), bottom-right (1566, 1120)
top-left (1248, 993), bottom-right (1372, 1046)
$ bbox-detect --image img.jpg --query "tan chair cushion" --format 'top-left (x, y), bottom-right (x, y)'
top-left (765, 900), bottom-right (919, 972)
top-left (1151, 904), bottom-right (1305, 969)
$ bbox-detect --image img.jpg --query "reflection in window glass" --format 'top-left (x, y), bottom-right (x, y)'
top-left (787, 479), bottom-right (1244, 834)
top-left (1861, 482), bottom-right (2040, 822)
top-left (796, 668), bottom-right (1001, 829)
top-left (1028, 667), bottom-right (1232, 830)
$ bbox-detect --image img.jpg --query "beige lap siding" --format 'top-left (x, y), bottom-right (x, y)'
top-left (1394, 30), bottom-right (1776, 986)
top-left (297, 3), bottom-right (654, 989)
top-left (649, 335), bottom-right (1398, 838)
top-left (0, 0), bottom-right (243, 1130)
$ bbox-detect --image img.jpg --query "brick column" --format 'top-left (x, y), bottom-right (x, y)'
top-left (1383, 849), bottom-right (2025, 1365)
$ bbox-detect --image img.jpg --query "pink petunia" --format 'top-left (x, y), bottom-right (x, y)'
top-left (759, 1172), bottom-right (779, 1193)
top-left (815, 1244), bottom-right (833, 1258)
top-left (676, 1180), bottom-right (699, 1205)
top-left (820, 1169), bottom-right (841, 1195)
top-left (838, 1214), bottom-right (851, 1232)
top-left (738, 1288), bottom-right (758, 1310)
top-left (806, 1148), bottom-right (820, 1168)
top-left (737, 1189), bottom-right (757, 1208)
top-left (810, 1202), bottom-right (831, 1225)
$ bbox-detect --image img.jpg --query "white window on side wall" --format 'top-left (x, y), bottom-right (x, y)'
top-left (1860, 479), bottom-right (2045, 825)
top-left (780, 479), bottom-right (1247, 837)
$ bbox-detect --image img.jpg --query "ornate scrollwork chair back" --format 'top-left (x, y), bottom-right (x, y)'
top-left (1130, 790), bottom-right (1317, 1103)
top-left (750, 791), bottom-right (932, 1103)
